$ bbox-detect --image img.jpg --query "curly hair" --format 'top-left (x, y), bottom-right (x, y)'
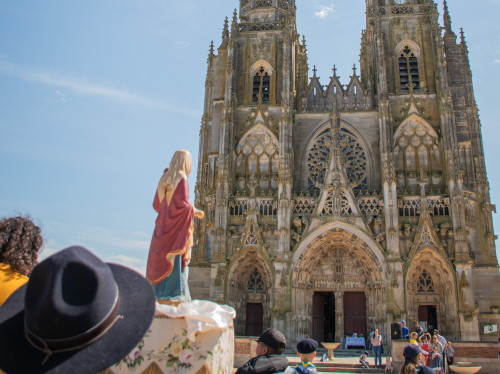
top-left (0, 216), bottom-right (43, 276)
top-left (400, 356), bottom-right (419, 374)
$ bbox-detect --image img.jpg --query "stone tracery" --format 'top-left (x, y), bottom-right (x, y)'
top-left (394, 116), bottom-right (442, 190)
top-left (236, 125), bottom-right (279, 191)
top-left (307, 127), bottom-right (368, 190)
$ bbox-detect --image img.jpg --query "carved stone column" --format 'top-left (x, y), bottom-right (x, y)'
top-left (335, 290), bottom-right (344, 342)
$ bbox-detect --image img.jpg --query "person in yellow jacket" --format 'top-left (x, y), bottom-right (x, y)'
top-left (0, 216), bottom-right (43, 305)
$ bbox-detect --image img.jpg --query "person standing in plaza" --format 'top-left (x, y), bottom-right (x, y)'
top-left (371, 328), bottom-right (383, 368)
top-left (401, 320), bottom-right (409, 340)
top-left (419, 333), bottom-right (432, 367)
top-left (430, 334), bottom-right (444, 373)
top-left (368, 327), bottom-right (374, 349)
top-left (433, 330), bottom-right (446, 372)
top-left (415, 322), bottom-right (424, 338)
top-left (429, 345), bottom-right (442, 373)
top-left (444, 342), bottom-right (454, 371)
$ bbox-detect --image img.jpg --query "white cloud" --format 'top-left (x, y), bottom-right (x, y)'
top-left (54, 90), bottom-right (67, 102)
top-left (39, 238), bottom-right (64, 261)
top-left (495, 59), bottom-right (500, 63)
top-left (0, 59), bottom-right (198, 118)
top-left (38, 235), bottom-right (147, 275)
top-left (76, 225), bottom-right (150, 252)
top-left (315, 4), bottom-right (335, 19)
top-left (109, 254), bottom-right (147, 275)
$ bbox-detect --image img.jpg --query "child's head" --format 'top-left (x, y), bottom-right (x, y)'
top-left (433, 345), bottom-right (438, 353)
top-left (386, 356), bottom-right (392, 362)
top-left (410, 332), bottom-right (418, 340)
top-left (297, 338), bottom-right (318, 362)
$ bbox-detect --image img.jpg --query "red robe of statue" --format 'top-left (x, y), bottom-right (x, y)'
top-left (146, 177), bottom-right (194, 285)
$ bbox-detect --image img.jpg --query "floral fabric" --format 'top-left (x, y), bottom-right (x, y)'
top-left (112, 301), bottom-right (235, 373)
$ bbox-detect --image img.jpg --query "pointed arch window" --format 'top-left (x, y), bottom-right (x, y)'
top-left (394, 118), bottom-right (441, 190)
top-left (399, 46), bottom-right (420, 91)
top-left (248, 269), bottom-right (265, 291)
top-left (252, 67), bottom-right (270, 102)
top-left (417, 270), bottom-right (435, 294)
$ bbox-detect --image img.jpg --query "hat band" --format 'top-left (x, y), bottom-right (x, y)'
top-left (24, 295), bottom-right (123, 364)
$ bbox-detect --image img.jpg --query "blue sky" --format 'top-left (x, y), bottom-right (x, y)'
top-left (0, 0), bottom-right (499, 274)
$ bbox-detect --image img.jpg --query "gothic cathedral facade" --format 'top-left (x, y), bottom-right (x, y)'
top-left (190, 0), bottom-right (500, 343)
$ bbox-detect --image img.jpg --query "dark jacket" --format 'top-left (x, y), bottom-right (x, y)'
top-left (417, 364), bottom-right (435, 374)
top-left (236, 354), bottom-right (289, 374)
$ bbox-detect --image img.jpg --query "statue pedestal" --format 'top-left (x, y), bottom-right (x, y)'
top-left (109, 300), bottom-right (236, 374)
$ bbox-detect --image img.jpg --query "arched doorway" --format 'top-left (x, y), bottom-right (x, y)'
top-left (405, 248), bottom-right (459, 338)
top-left (227, 247), bottom-right (273, 336)
top-left (291, 225), bottom-right (387, 342)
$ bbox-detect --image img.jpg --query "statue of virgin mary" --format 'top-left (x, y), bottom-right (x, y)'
top-left (146, 150), bottom-right (204, 303)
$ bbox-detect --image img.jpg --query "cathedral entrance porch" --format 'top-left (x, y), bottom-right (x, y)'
top-left (291, 224), bottom-right (387, 343)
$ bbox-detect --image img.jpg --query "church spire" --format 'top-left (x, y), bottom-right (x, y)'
top-left (231, 9), bottom-right (238, 35)
top-left (460, 28), bottom-right (468, 49)
top-left (209, 40), bottom-right (214, 57)
top-left (221, 16), bottom-right (229, 44)
top-left (443, 0), bottom-right (453, 34)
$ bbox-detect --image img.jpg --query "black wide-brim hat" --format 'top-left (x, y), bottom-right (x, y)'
top-left (0, 246), bottom-right (156, 374)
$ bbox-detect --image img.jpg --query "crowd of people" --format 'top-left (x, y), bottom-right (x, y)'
top-left (400, 322), bottom-right (455, 374)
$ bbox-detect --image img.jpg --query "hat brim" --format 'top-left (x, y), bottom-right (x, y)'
top-left (0, 263), bottom-right (156, 374)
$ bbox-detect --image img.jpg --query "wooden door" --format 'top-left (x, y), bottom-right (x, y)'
top-left (313, 292), bottom-right (325, 342)
top-left (418, 305), bottom-right (437, 333)
top-left (245, 303), bottom-right (263, 337)
top-left (343, 292), bottom-right (367, 336)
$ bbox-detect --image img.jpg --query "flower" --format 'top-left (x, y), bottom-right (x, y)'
top-left (178, 349), bottom-right (193, 364)
top-left (170, 343), bottom-right (184, 358)
top-left (125, 346), bottom-right (141, 362)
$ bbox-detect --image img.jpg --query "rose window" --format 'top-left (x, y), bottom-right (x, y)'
top-left (307, 127), bottom-right (368, 190)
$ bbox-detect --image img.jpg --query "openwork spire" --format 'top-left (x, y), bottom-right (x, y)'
top-left (222, 16), bottom-right (229, 42)
top-left (460, 28), bottom-right (468, 48)
top-left (443, 0), bottom-right (453, 34)
top-left (209, 40), bottom-right (214, 57)
top-left (231, 9), bottom-right (238, 34)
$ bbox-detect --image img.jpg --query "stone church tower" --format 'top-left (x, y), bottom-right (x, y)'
top-left (190, 0), bottom-right (500, 343)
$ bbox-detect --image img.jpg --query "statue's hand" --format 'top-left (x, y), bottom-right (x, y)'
top-left (195, 209), bottom-right (205, 219)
